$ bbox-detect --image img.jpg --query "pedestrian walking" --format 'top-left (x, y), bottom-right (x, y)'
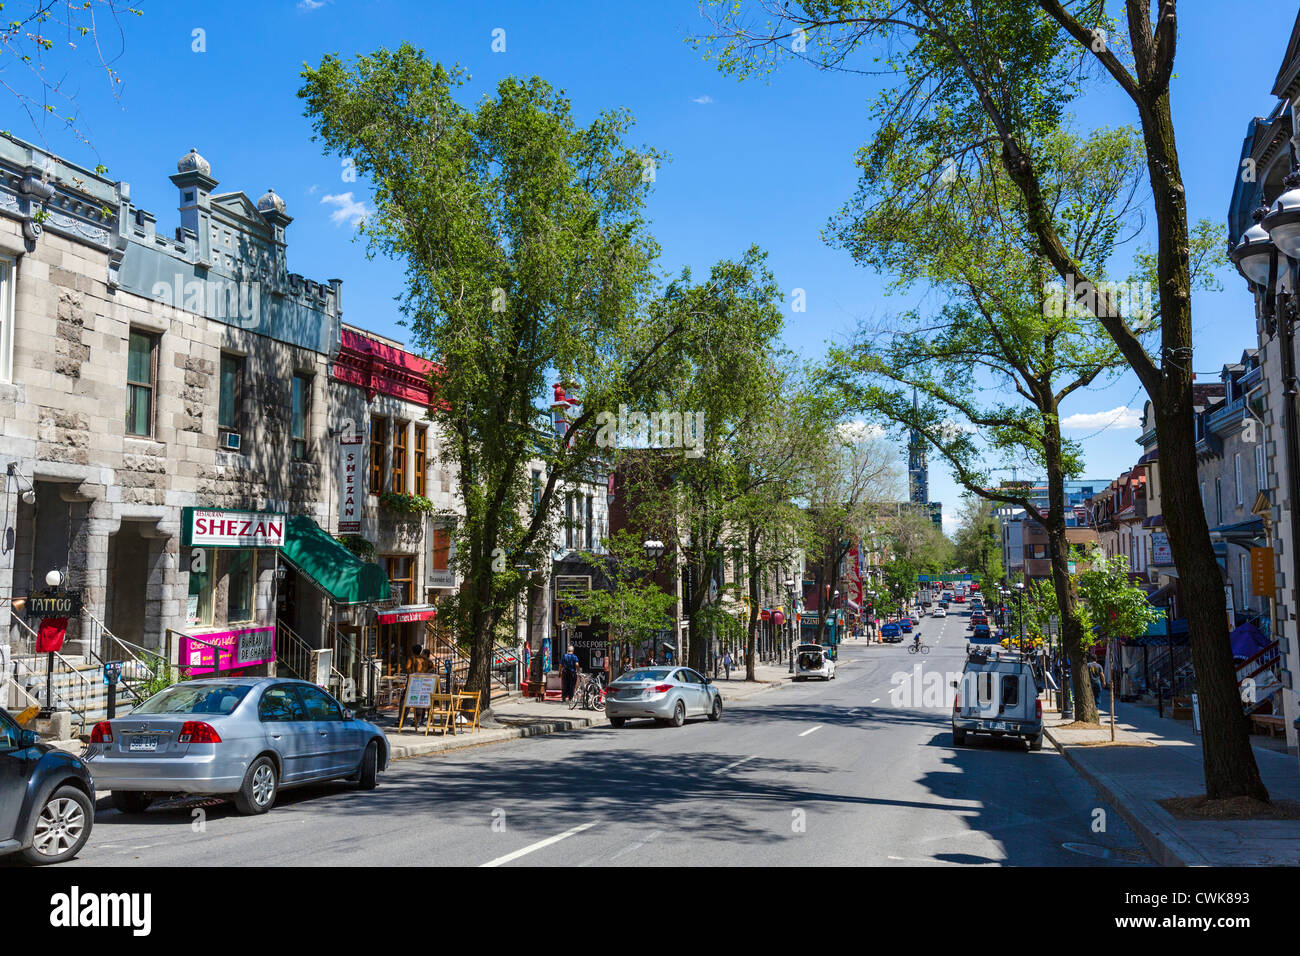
top-left (560, 644), bottom-right (580, 702)
top-left (1087, 655), bottom-right (1107, 708)
top-left (722, 650), bottom-right (732, 680)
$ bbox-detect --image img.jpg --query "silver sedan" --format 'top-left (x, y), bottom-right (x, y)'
top-left (605, 666), bottom-right (722, 727)
top-left (85, 677), bottom-right (389, 816)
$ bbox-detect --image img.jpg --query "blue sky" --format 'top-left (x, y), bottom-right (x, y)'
top-left (16, 0), bottom-right (1300, 533)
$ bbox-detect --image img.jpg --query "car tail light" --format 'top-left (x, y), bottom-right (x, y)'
top-left (1036, 699), bottom-right (1043, 720)
top-left (90, 721), bottom-right (113, 744)
top-left (178, 721), bottom-right (222, 744)
top-left (953, 692), bottom-right (961, 713)
top-left (651, 684), bottom-right (673, 694)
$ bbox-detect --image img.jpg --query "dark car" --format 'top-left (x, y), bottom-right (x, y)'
top-left (881, 622), bottom-right (902, 642)
top-left (0, 706), bottom-right (95, 865)
top-left (971, 624), bottom-right (994, 642)
top-left (900, 619), bottom-right (914, 633)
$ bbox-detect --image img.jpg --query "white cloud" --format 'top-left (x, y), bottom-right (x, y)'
top-left (320, 192), bottom-right (372, 227)
top-left (942, 510), bottom-right (960, 535)
top-left (691, 95), bottom-right (714, 104)
top-left (298, 0), bottom-right (329, 10)
top-left (307, 184), bottom-right (319, 195)
top-left (838, 420), bottom-right (886, 441)
top-left (1060, 406), bottom-right (1143, 431)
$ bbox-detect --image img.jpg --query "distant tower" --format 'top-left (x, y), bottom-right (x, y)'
top-left (908, 388), bottom-right (929, 504)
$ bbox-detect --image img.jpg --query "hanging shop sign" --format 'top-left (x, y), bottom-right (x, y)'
top-left (182, 507), bottom-right (286, 549)
top-left (377, 604), bottom-right (438, 625)
top-left (1251, 546), bottom-right (1276, 597)
top-left (25, 589), bottom-right (82, 617)
top-left (338, 434), bottom-right (364, 535)
top-left (1151, 532), bottom-right (1172, 566)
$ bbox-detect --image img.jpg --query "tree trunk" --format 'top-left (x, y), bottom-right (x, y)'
top-left (1043, 415), bottom-right (1096, 722)
top-left (1156, 402), bottom-right (1269, 801)
top-left (746, 528), bottom-right (760, 680)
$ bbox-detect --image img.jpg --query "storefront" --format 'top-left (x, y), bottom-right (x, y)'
top-left (375, 602), bottom-right (438, 677)
top-left (179, 507), bottom-right (285, 677)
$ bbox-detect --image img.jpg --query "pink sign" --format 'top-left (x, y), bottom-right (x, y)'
top-left (180, 625), bottom-right (276, 676)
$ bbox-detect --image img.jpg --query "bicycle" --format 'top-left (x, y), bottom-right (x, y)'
top-left (570, 672), bottom-right (607, 710)
top-left (908, 642), bottom-right (930, 656)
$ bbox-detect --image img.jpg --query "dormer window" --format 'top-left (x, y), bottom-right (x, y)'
top-left (184, 190), bottom-right (195, 203)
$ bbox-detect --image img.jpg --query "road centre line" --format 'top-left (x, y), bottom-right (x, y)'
top-left (480, 821), bottom-right (597, 867)
top-left (712, 755), bottom-right (757, 774)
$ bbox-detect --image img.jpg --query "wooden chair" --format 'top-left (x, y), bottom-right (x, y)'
top-left (455, 691), bottom-right (481, 733)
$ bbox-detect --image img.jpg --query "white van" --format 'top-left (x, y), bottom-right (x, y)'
top-left (794, 643), bottom-right (836, 681)
top-left (952, 647), bottom-right (1043, 750)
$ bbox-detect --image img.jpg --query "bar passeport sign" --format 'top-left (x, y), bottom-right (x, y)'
top-left (182, 507), bottom-right (286, 549)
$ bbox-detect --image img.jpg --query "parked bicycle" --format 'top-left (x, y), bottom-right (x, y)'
top-left (570, 671), bottom-right (607, 711)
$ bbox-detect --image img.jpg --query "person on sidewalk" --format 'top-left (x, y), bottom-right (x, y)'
top-left (722, 651), bottom-right (733, 680)
top-left (1087, 655), bottom-right (1107, 708)
top-left (560, 645), bottom-right (580, 702)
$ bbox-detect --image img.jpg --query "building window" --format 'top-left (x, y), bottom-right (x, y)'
top-left (219, 353), bottom-right (244, 434)
top-left (392, 421), bottom-right (408, 493)
top-left (187, 548), bottom-right (256, 627)
top-left (1240, 553), bottom-right (1250, 610)
top-left (0, 258), bottom-right (13, 383)
top-left (382, 554), bottom-right (414, 605)
top-left (1234, 454), bottom-right (1243, 506)
top-left (370, 416), bottom-right (387, 493)
top-left (432, 528), bottom-right (451, 575)
top-left (126, 329), bottom-right (159, 437)
top-left (224, 549), bottom-right (255, 623)
top-left (1256, 444), bottom-right (1266, 494)
top-left (291, 374), bottom-right (311, 459)
top-left (565, 494), bottom-right (574, 550)
top-left (414, 426), bottom-right (428, 497)
top-left (1215, 477), bottom-right (1223, 524)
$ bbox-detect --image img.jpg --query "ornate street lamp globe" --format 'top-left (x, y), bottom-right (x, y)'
top-left (1231, 208), bottom-right (1275, 288)
top-left (1262, 172), bottom-right (1300, 260)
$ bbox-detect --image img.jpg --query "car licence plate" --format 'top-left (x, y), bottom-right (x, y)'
top-left (129, 736), bottom-right (159, 752)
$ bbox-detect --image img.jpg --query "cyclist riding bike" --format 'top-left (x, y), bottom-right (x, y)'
top-left (913, 632), bottom-right (922, 648)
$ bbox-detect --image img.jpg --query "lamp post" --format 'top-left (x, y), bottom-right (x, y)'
top-left (513, 563), bottom-right (531, 690)
top-left (785, 578), bottom-right (796, 673)
top-left (643, 540), bottom-right (665, 668)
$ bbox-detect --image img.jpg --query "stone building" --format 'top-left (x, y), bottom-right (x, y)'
top-left (0, 135), bottom-right (368, 718)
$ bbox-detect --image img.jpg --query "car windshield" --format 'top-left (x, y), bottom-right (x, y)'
top-left (133, 683), bottom-right (252, 715)
top-left (616, 668), bottom-right (673, 683)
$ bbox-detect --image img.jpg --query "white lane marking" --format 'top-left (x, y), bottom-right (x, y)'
top-left (871, 698), bottom-right (880, 704)
top-left (608, 829), bottom-right (663, 862)
top-left (798, 725), bottom-right (823, 737)
top-left (480, 821), bottom-right (597, 867)
top-left (712, 755), bottom-right (757, 774)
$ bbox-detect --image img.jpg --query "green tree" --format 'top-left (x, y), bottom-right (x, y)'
top-left (300, 48), bottom-right (687, 716)
top-left (697, 0), bottom-right (1264, 801)
top-left (563, 531), bottom-right (677, 674)
top-left (953, 497), bottom-right (1003, 586)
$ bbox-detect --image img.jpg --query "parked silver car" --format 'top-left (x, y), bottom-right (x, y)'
top-left (605, 667), bottom-right (722, 727)
top-left (85, 678), bottom-right (389, 815)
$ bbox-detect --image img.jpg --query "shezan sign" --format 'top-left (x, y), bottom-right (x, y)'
top-left (338, 434), bottom-right (364, 535)
top-left (187, 509), bottom-right (285, 548)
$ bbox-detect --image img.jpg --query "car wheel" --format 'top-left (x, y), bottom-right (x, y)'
top-left (22, 785), bottom-right (92, 865)
top-left (233, 755), bottom-right (278, 815)
top-left (609, 716), bottom-right (626, 728)
top-left (669, 700), bottom-right (686, 728)
top-left (708, 698), bottom-right (722, 722)
top-left (953, 728), bottom-right (967, 746)
top-left (1030, 734), bottom-right (1044, 752)
top-left (111, 790), bottom-right (152, 815)
top-left (358, 741), bottom-right (380, 790)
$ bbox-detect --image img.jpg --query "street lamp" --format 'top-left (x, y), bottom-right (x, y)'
top-left (641, 540), bottom-right (666, 666)
top-left (785, 578), bottom-right (796, 673)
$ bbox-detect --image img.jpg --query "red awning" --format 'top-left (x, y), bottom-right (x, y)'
top-left (377, 604), bottom-right (438, 625)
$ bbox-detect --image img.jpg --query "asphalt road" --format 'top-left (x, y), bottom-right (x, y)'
top-left (65, 607), bottom-right (1151, 867)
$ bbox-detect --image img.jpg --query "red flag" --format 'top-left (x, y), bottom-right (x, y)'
top-left (36, 617), bottom-right (68, 653)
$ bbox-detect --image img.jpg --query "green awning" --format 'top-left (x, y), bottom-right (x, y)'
top-left (281, 515), bottom-right (389, 605)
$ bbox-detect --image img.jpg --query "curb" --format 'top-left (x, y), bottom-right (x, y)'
top-left (386, 713), bottom-right (602, 760)
top-left (1042, 725), bottom-right (1206, 867)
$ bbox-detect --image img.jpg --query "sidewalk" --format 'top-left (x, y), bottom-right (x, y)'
top-left (380, 658), bottom-right (800, 761)
top-left (1043, 699), bottom-right (1300, 866)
